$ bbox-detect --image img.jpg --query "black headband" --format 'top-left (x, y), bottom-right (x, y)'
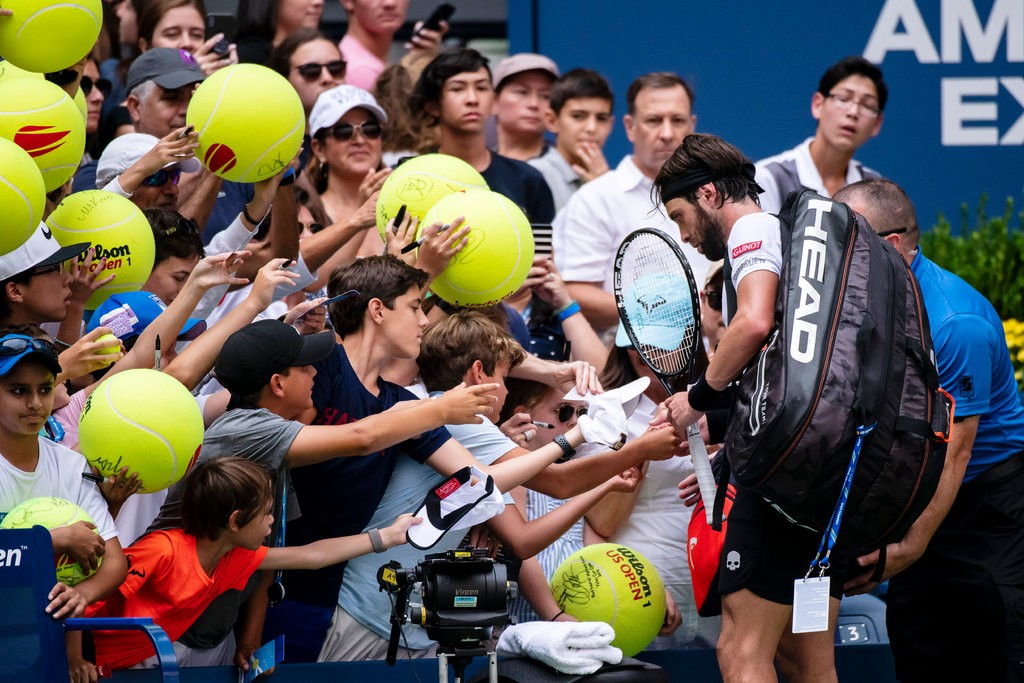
top-left (659, 161), bottom-right (764, 204)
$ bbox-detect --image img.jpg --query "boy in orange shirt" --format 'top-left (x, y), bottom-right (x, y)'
top-left (74, 457), bottom-right (417, 674)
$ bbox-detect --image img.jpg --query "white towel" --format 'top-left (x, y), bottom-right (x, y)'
top-left (496, 621), bottom-right (623, 675)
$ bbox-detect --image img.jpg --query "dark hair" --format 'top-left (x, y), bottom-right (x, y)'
top-left (550, 68), bottom-right (614, 114)
top-left (135, 0), bottom-right (207, 47)
top-left (143, 208), bottom-right (206, 265)
top-left (377, 64), bottom-right (436, 155)
top-left (654, 133), bottom-right (761, 207)
top-left (817, 56), bottom-right (887, 112)
top-left (326, 255), bottom-right (428, 336)
top-left (626, 72), bottom-right (693, 116)
top-left (418, 310), bottom-right (526, 392)
top-left (411, 48), bottom-right (491, 125)
top-left (235, 0), bottom-right (277, 47)
top-left (268, 27), bottom-right (335, 77)
top-left (833, 178), bottom-right (919, 246)
top-left (0, 268), bottom-right (37, 323)
top-left (181, 457), bottom-right (273, 540)
top-left (498, 377), bottom-right (552, 425)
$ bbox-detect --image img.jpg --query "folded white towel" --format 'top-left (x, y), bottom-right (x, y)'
top-left (497, 621), bottom-right (623, 675)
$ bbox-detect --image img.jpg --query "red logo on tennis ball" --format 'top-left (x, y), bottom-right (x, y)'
top-left (187, 445), bottom-right (201, 472)
top-left (14, 125), bottom-right (70, 157)
top-left (204, 143), bottom-right (237, 174)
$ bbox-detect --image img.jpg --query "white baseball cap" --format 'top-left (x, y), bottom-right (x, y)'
top-left (308, 85), bottom-right (388, 139)
top-left (96, 133), bottom-right (201, 189)
top-left (0, 222), bottom-right (89, 281)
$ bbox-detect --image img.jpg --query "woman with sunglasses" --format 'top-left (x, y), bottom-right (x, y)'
top-left (585, 329), bottom-right (720, 651)
top-left (269, 28), bottom-right (347, 119)
top-left (701, 260), bottom-right (727, 357)
top-left (308, 85), bottom-right (392, 258)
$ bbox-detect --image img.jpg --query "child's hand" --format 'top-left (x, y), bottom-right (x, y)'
top-left (286, 298), bottom-right (328, 335)
top-left (68, 652), bottom-right (99, 683)
top-left (384, 212), bottom-right (417, 264)
top-left (436, 382), bottom-right (497, 425)
top-left (606, 466), bottom-right (643, 494)
top-left (500, 411), bottom-right (537, 446)
top-left (46, 582), bottom-right (88, 619)
top-left (67, 248), bottom-right (115, 309)
top-left (55, 327), bottom-right (125, 382)
top-left (49, 522), bottom-right (104, 573)
top-left (187, 250), bottom-right (252, 293)
top-left (383, 514), bottom-right (421, 549)
top-left (414, 217), bottom-right (470, 281)
top-left (98, 466), bottom-right (142, 508)
top-left (248, 258), bottom-right (301, 311)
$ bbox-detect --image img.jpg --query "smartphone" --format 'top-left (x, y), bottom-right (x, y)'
top-left (417, 2), bottom-right (455, 35)
top-left (206, 13), bottom-right (235, 56)
top-left (531, 223), bottom-right (553, 257)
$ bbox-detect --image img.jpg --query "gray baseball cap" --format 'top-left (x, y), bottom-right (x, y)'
top-left (127, 48), bottom-right (206, 95)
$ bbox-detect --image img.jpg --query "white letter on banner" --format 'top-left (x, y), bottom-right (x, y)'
top-left (1001, 77), bottom-right (1024, 145)
top-left (942, 0), bottom-right (1024, 63)
top-left (942, 78), bottom-right (999, 145)
top-left (864, 0), bottom-right (940, 63)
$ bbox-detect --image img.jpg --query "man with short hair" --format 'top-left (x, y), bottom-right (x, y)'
top-left (754, 56), bottom-right (886, 215)
top-left (411, 48), bottom-right (555, 223)
top-left (125, 48), bottom-right (205, 140)
top-left (656, 133), bottom-right (848, 682)
top-left (553, 71), bottom-right (708, 332)
top-left (96, 133), bottom-right (201, 210)
top-left (836, 179), bottom-right (1024, 683)
top-left (492, 53), bottom-right (559, 162)
top-left (529, 68), bottom-right (615, 212)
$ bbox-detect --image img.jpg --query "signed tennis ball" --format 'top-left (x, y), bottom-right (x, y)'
top-left (46, 190), bottom-right (156, 310)
top-left (375, 153), bottom-right (488, 241)
top-left (421, 189), bottom-right (534, 307)
top-left (0, 0), bottom-right (102, 73)
top-left (79, 369), bottom-right (203, 493)
top-left (0, 78), bottom-right (85, 191)
top-left (549, 543), bottom-right (666, 657)
top-left (187, 64), bottom-right (304, 182)
top-left (0, 137), bottom-right (46, 253)
top-left (0, 497), bottom-right (101, 586)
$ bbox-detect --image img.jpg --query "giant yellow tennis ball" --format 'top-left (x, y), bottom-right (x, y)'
top-left (46, 190), bottom-right (155, 310)
top-left (0, 497), bottom-right (101, 586)
top-left (421, 189), bottom-right (534, 307)
top-left (376, 153), bottom-right (488, 241)
top-left (79, 369), bottom-right (203, 493)
top-left (0, 0), bottom-right (101, 73)
top-left (186, 64), bottom-right (304, 183)
top-left (0, 78), bottom-right (85, 191)
top-left (0, 137), bottom-right (46, 253)
top-left (549, 543), bottom-right (666, 657)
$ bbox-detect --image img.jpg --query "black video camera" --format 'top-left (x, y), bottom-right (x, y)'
top-left (378, 549), bottom-right (517, 664)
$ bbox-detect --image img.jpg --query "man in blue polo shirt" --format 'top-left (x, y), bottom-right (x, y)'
top-left (837, 179), bottom-right (1024, 683)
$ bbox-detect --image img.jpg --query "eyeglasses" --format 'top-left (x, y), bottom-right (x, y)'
top-left (0, 335), bottom-right (59, 360)
top-left (80, 75), bottom-right (112, 98)
top-left (825, 91), bottom-right (881, 118)
top-left (556, 404), bottom-right (587, 424)
top-left (294, 60), bottom-right (347, 82)
top-left (28, 262), bottom-right (65, 277)
top-left (704, 288), bottom-right (723, 312)
top-left (142, 167), bottom-right (182, 187)
top-left (318, 120), bottom-right (384, 142)
top-left (876, 226), bottom-right (909, 238)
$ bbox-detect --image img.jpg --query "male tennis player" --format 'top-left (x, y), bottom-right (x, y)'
top-left (653, 133), bottom-right (846, 682)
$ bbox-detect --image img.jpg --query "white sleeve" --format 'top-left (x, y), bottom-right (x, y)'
top-left (754, 163), bottom-right (782, 216)
top-left (205, 214), bottom-right (256, 256)
top-left (728, 214), bottom-right (783, 289)
top-left (271, 254), bottom-right (317, 300)
top-left (101, 177), bottom-right (134, 199)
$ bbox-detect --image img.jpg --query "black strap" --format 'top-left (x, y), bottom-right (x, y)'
top-left (869, 543), bottom-right (887, 583)
top-left (711, 451), bottom-right (730, 532)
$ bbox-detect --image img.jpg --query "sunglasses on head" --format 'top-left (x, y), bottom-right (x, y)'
top-left (319, 120), bottom-right (383, 142)
top-left (142, 167), bottom-right (182, 187)
top-left (80, 75), bottom-right (112, 98)
top-left (294, 59), bottom-right (346, 81)
top-left (156, 216), bottom-right (199, 239)
top-left (0, 335), bottom-right (58, 360)
top-left (556, 404), bottom-right (587, 424)
top-left (705, 288), bottom-right (722, 312)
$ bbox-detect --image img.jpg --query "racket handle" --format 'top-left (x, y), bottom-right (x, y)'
top-left (686, 423), bottom-right (717, 525)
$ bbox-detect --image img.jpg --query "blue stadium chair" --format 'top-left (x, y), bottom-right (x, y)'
top-left (836, 593), bottom-right (889, 646)
top-left (0, 526), bottom-right (178, 682)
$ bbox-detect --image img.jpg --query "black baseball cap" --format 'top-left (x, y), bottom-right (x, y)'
top-left (214, 320), bottom-right (334, 396)
top-left (127, 48), bottom-right (206, 95)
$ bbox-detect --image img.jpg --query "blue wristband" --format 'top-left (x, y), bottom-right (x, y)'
top-left (555, 301), bottom-right (581, 322)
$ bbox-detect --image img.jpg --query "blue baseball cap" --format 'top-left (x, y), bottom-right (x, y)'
top-left (0, 334), bottom-right (62, 377)
top-left (614, 272), bottom-right (694, 351)
top-left (86, 291), bottom-right (206, 342)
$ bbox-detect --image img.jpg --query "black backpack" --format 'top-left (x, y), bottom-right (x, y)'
top-left (716, 190), bottom-right (953, 554)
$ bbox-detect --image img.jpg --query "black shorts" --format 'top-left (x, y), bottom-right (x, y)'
top-left (887, 456), bottom-right (1024, 683)
top-left (718, 485), bottom-right (853, 604)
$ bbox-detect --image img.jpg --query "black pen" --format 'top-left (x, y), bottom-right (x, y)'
top-left (401, 223), bottom-right (450, 254)
top-left (82, 472), bottom-right (104, 484)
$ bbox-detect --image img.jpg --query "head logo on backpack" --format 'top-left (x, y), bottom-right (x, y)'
top-left (719, 189), bottom-right (953, 559)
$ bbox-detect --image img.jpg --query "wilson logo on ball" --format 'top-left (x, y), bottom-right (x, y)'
top-left (204, 143), bottom-right (237, 174)
top-left (14, 125), bottom-right (70, 157)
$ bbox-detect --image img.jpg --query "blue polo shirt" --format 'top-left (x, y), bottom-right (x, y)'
top-left (911, 250), bottom-right (1024, 482)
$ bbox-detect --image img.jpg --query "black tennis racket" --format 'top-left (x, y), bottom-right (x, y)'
top-left (613, 228), bottom-right (717, 523)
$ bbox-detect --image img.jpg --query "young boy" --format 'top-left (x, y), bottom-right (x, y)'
top-left (529, 68), bottom-right (615, 212)
top-left (492, 53), bottom-right (560, 162)
top-left (0, 329), bottom-right (127, 619)
top-left (75, 457), bottom-right (417, 673)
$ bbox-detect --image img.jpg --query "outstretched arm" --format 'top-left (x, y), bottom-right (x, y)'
top-left (260, 515), bottom-right (418, 571)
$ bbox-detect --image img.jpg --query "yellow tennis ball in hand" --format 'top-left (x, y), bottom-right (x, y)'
top-left (421, 189), bottom-right (534, 307)
top-left (79, 369), bottom-right (204, 493)
top-left (549, 543), bottom-right (667, 657)
top-left (0, 497), bottom-right (101, 586)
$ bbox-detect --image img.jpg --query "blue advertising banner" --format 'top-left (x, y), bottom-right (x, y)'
top-left (509, 0), bottom-right (1022, 228)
